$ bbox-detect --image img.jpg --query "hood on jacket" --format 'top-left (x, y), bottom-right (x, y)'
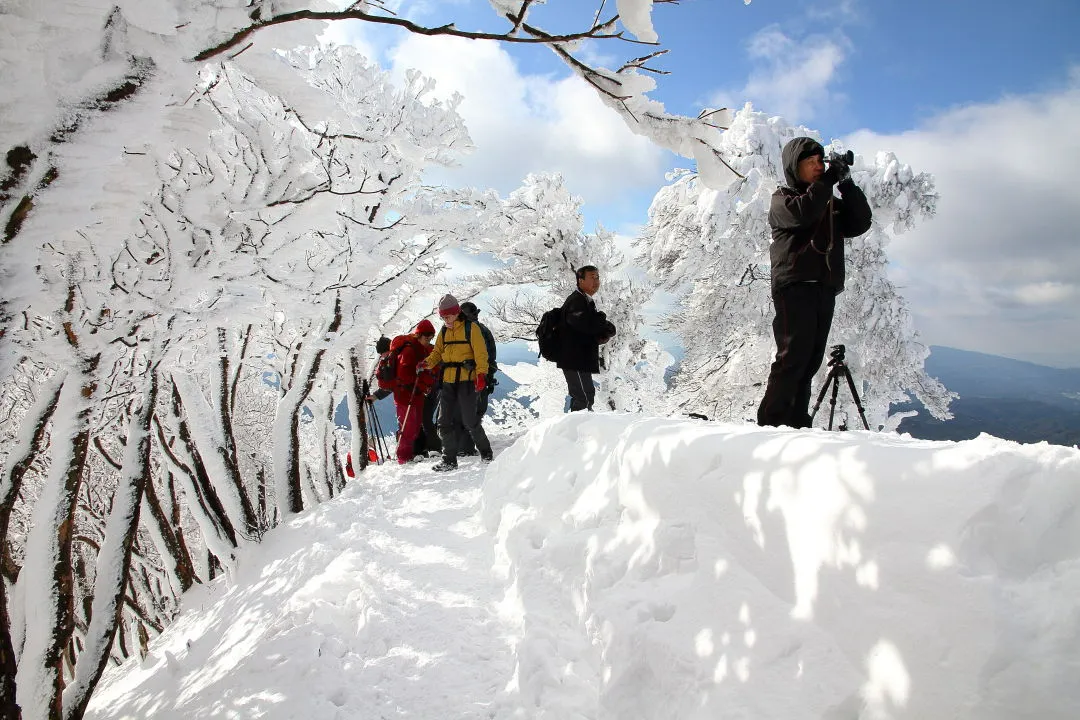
top-left (781, 137), bottom-right (825, 189)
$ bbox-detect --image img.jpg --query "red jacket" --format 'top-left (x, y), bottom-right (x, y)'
top-left (389, 334), bottom-right (435, 404)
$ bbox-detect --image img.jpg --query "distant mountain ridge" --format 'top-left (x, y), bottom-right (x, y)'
top-left (897, 346), bottom-right (1080, 446)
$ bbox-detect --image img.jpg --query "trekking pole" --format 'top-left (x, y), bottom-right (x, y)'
top-left (372, 401), bottom-right (393, 461)
top-left (365, 397), bottom-right (391, 464)
top-left (363, 398), bottom-right (381, 464)
top-left (359, 379), bottom-right (375, 467)
top-left (400, 375), bottom-right (421, 445)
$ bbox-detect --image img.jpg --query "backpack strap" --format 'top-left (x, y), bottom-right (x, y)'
top-left (438, 321), bottom-right (475, 384)
top-left (439, 320), bottom-right (472, 345)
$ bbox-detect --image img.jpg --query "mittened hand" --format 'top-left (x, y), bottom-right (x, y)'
top-left (823, 159), bottom-right (850, 185)
top-left (475, 373), bottom-right (487, 392)
top-left (833, 160), bottom-right (851, 183)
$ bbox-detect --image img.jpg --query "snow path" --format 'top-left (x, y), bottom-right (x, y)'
top-left (87, 444), bottom-right (520, 720)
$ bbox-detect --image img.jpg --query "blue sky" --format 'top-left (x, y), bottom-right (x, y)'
top-left (326, 1), bottom-right (1080, 367)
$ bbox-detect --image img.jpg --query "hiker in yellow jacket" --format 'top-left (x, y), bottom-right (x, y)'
top-left (421, 294), bottom-right (494, 471)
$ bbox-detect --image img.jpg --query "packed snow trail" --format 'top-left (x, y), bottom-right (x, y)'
top-left (87, 416), bottom-right (1080, 719)
top-left (87, 441), bottom-right (520, 720)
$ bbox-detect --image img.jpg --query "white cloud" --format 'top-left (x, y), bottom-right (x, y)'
top-left (709, 27), bottom-right (846, 125)
top-left (847, 78), bottom-right (1080, 367)
top-left (385, 34), bottom-right (668, 201)
top-left (805, 0), bottom-right (863, 23)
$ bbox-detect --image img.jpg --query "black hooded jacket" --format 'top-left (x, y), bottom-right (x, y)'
top-left (768, 137), bottom-right (873, 293)
top-left (557, 289), bottom-right (615, 374)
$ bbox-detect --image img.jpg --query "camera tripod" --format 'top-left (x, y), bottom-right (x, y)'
top-left (809, 344), bottom-right (870, 431)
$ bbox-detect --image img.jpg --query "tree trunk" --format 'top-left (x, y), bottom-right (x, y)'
top-left (61, 367), bottom-right (157, 720)
top-left (162, 380), bottom-right (239, 552)
top-left (15, 354), bottom-right (99, 720)
top-left (0, 374), bottom-right (63, 720)
top-left (274, 296), bottom-right (343, 517)
top-left (255, 464), bottom-right (269, 533)
top-left (213, 328), bottom-right (258, 538)
top-left (346, 349), bottom-right (371, 475)
top-left (141, 471), bottom-right (198, 595)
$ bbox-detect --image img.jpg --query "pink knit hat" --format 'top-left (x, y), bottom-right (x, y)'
top-left (437, 293), bottom-right (460, 317)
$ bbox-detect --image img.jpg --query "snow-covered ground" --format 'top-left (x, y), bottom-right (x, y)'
top-left (87, 415), bottom-right (1080, 719)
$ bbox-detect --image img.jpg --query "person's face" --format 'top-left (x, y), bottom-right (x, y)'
top-left (577, 270), bottom-right (600, 296)
top-left (440, 311), bottom-right (458, 327)
top-left (797, 153), bottom-right (824, 184)
top-left (418, 333), bottom-right (434, 348)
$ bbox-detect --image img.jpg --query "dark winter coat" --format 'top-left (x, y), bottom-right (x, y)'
top-left (768, 137), bottom-right (873, 294)
top-left (557, 289), bottom-right (615, 374)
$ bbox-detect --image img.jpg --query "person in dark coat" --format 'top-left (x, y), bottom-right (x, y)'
top-left (557, 265), bottom-right (616, 412)
top-left (757, 137), bottom-right (873, 428)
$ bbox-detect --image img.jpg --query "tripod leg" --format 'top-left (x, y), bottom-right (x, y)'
top-left (841, 368), bottom-right (871, 430)
top-left (827, 370), bottom-right (841, 431)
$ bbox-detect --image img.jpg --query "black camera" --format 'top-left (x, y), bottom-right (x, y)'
top-left (826, 150), bottom-right (854, 167)
top-left (828, 344), bottom-right (846, 365)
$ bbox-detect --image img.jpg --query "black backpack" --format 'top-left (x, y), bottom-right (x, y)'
top-left (536, 307), bottom-right (562, 362)
top-left (477, 322), bottom-right (497, 376)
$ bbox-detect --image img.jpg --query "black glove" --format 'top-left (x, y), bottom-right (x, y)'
top-left (823, 158), bottom-right (851, 186)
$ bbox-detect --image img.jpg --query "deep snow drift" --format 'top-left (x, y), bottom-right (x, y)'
top-left (88, 415), bottom-right (1079, 719)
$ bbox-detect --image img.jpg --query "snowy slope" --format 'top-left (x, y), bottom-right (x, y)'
top-left (87, 417), bottom-right (1080, 719)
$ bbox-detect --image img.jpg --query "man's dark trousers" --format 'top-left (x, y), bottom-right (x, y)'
top-left (458, 383), bottom-right (493, 454)
top-left (757, 282), bottom-right (836, 428)
top-left (413, 391), bottom-right (441, 456)
top-left (438, 381), bottom-right (492, 462)
top-left (563, 369), bottom-right (595, 412)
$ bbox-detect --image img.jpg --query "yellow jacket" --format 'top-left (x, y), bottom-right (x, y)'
top-left (424, 319), bottom-right (489, 383)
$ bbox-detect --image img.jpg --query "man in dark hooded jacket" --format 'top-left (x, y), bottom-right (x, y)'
top-left (557, 265), bottom-right (616, 412)
top-left (757, 137), bottom-right (873, 428)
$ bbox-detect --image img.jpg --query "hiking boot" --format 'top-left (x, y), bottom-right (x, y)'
top-left (480, 450), bottom-right (494, 463)
top-left (432, 459), bottom-right (458, 472)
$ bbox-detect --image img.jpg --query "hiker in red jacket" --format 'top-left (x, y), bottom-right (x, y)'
top-left (374, 320), bottom-right (437, 464)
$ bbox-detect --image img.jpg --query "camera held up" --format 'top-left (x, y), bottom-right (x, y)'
top-left (826, 150), bottom-right (854, 167)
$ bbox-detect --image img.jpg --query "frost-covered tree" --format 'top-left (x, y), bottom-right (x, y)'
top-left (639, 105), bottom-right (955, 429)
top-left (466, 173), bottom-right (670, 417)
top-left (0, 40), bottom-right (490, 720)
top-left (0, 2), bottom-right (762, 716)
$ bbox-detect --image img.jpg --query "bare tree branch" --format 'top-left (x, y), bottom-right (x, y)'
top-left (194, 7), bottom-right (637, 63)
